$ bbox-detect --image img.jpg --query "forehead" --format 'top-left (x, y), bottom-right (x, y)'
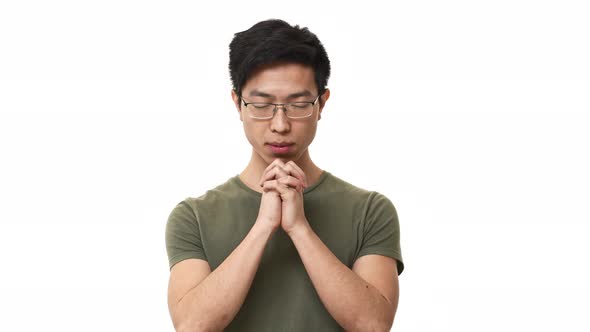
top-left (242, 62), bottom-right (317, 97)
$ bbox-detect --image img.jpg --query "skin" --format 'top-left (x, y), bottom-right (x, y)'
top-left (232, 62), bottom-right (327, 193)
top-left (167, 62), bottom-right (399, 332)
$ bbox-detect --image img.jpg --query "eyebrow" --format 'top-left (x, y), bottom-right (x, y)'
top-left (248, 89), bottom-right (313, 99)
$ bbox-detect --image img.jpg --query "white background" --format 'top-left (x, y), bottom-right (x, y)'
top-left (1, 0), bottom-right (589, 331)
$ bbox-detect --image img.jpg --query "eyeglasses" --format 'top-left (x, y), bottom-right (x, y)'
top-left (241, 95), bottom-right (320, 119)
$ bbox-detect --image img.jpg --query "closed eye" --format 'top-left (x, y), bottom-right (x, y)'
top-left (251, 103), bottom-right (273, 109)
top-left (290, 103), bottom-right (311, 109)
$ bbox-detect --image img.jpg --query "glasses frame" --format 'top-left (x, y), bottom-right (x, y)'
top-left (240, 95), bottom-right (321, 119)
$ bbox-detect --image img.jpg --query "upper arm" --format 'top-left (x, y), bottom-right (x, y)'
top-left (357, 192), bottom-right (404, 275)
top-left (166, 200), bottom-right (212, 329)
top-left (166, 201), bottom-right (208, 270)
top-left (167, 258), bottom-right (212, 325)
top-left (352, 254), bottom-right (399, 312)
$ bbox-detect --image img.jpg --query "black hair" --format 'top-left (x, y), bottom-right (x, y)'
top-left (229, 19), bottom-right (331, 101)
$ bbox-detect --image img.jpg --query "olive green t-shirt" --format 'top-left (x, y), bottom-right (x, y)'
top-left (165, 171), bottom-right (404, 331)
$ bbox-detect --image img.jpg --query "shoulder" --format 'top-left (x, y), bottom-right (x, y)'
top-left (170, 175), bottom-right (247, 217)
top-left (188, 175), bottom-right (247, 205)
top-left (321, 172), bottom-right (393, 205)
top-left (317, 172), bottom-right (398, 225)
top-left (321, 171), bottom-right (371, 195)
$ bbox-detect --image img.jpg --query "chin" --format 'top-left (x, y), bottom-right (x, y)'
top-left (260, 152), bottom-right (296, 164)
top-left (267, 154), bottom-right (293, 162)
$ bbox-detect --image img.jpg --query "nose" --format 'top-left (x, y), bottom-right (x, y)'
top-left (270, 106), bottom-right (291, 133)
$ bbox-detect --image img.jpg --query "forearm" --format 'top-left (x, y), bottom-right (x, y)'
top-left (288, 224), bottom-right (394, 332)
top-left (174, 223), bottom-right (274, 332)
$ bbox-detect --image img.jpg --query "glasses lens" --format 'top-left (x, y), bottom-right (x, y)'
top-left (246, 103), bottom-right (274, 118)
top-left (286, 103), bottom-right (313, 118)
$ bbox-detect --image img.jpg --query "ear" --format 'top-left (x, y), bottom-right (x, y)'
top-left (231, 89), bottom-right (243, 122)
top-left (318, 88), bottom-right (330, 121)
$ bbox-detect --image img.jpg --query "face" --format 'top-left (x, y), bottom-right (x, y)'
top-left (232, 62), bottom-right (330, 165)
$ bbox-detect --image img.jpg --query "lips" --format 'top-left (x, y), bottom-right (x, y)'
top-left (267, 142), bottom-right (294, 154)
top-left (268, 142), bottom-right (294, 147)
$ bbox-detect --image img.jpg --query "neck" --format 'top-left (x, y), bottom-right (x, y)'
top-left (239, 149), bottom-right (323, 193)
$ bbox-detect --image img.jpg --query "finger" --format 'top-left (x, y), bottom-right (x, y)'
top-left (262, 180), bottom-right (279, 193)
top-left (259, 159), bottom-right (286, 186)
top-left (260, 162), bottom-right (304, 188)
top-left (259, 165), bottom-right (290, 186)
top-left (284, 161), bottom-right (308, 187)
top-left (278, 176), bottom-right (304, 193)
top-left (261, 185), bottom-right (280, 199)
top-left (263, 180), bottom-right (298, 198)
top-left (263, 159), bottom-right (285, 175)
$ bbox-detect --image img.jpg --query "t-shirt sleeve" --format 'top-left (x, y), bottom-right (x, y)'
top-left (165, 200), bottom-right (208, 270)
top-left (357, 192), bottom-right (404, 275)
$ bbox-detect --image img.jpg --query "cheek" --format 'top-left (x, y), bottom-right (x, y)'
top-left (242, 122), bottom-right (263, 145)
top-left (302, 122), bottom-right (318, 142)
top-left (307, 128), bottom-right (318, 144)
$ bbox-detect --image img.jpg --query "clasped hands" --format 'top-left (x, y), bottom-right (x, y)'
top-left (256, 159), bottom-right (310, 235)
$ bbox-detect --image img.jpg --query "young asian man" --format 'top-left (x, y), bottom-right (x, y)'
top-left (165, 19), bottom-right (404, 332)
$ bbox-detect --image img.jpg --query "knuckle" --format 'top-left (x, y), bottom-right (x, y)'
top-left (263, 180), bottom-right (276, 187)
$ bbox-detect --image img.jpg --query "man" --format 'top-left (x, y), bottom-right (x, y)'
top-left (165, 19), bottom-right (404, 332)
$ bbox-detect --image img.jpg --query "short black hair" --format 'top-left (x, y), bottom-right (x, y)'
top-left (229, 19), bottom-right (331, 100)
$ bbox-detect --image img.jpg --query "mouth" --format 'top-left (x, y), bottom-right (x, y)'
top-left (267, 142), bottom-right (294, 154)
top-left (267, 142), bottom-right (294, 147)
